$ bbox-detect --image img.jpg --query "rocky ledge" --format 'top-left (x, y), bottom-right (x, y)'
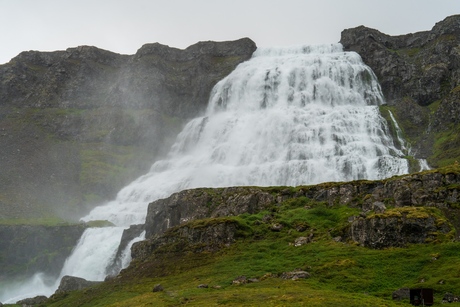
top-left (340, 15), bottom-right (460, 163)
top-left (131, 166), bottom-right (460, 261)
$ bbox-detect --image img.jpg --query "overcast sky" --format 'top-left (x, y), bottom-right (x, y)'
top-left (1, 0), bottom-right (459, 64)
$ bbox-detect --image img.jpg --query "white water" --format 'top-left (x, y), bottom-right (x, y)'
top-left (388, 110), bottom-right (431, 171)
top-left (1, 44), bottom-right (410, 303)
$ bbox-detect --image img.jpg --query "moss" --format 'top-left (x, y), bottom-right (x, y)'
top-left (430, 124), bottom-right (460, 167)
top-left (84, 220), bottom-right (115, 227)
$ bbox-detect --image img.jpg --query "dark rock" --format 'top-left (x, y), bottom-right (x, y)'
top-left (132, 219), bottom-right (238, 261)
top-left (247, 278), bottom-right (260, 283)
top-left (0, 224), bottom-right (86, 279)
top-left (347, 214), bottom-right (450, 249)
top-left (152, 284), bottom-right (164, 292)
top-left (443, 292), bottom-right (460, 303)
top-left (280, 270), bottom-right (310, 280)
top-left (137, 169), bottom-right (460, 262)
top-left (232, 275), bottom-right (248, 285)
top-left (392, 288), bottom-right (410, 301)
top-left (0, 38), bottom-right (256, 221)
top-left (54, 275), bottom-right (101, 294)
top-left (197, 284), bottom-right (208, 288)
top-left (340, 15), bottom-right (460, 162)
top-left (145, 187), bottom-right (275, 237)
top-left (16, 295), bottom-right (47, 306)
top-left (106, 224), bottom-right (145, 276)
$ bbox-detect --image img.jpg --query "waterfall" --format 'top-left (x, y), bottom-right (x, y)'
top-left (1, 44), bottom-right (409, 303)
top-left (388, 110), bottom-right (431, 171)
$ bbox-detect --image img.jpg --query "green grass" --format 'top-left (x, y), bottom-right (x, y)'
top-left (40, 191), bottom-right (460, 306)
top-left (430, 124), bottom-right (460, 167)
top-left (0, 216), bottom-right (72, 226)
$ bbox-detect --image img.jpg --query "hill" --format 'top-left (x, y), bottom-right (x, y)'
top-left (40, 165), bottom-right (460, 306)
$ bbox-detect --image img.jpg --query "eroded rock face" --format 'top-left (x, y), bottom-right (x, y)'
top-left (132, 220), bottom-right (238, 261)
top-left (340, 15), bottom-right (460, 162)
top-left (0, 224), bottom-right (86, 279)
top-left (145, 187), bottom-right (275, 237)
top-left (0, 38), bottom-right (257, 219)
top-left (139, 168), bottom-right (460, 255)
top-left (348, 215), bottom-right (450, 249)
top-left (341, 15), bottom-right (460, 107)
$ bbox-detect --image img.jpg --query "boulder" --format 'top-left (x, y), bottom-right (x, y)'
top-left (392, 288), bottom-right (410, 301)
top-left (16, 295), bottom-right (47, 306)
top-left (280, 270), bottom-right (310, 280)
top-left (232, 275), bottom-right (248, 285)
top-left (54, 275), bottom-right (102, 294)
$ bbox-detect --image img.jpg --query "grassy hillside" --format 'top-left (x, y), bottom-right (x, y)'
top-left (35, 171), bottom-right (460, 307)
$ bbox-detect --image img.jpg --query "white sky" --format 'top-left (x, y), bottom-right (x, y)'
top-left (0, 0), bottom-right (459, 64)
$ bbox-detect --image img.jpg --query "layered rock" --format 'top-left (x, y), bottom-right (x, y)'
top-left (0, 224), bottom-right (86, 278)
top-left (340, 15), bottom-right (460, 164)
top-left (135, 167), bottom-right (460, 257)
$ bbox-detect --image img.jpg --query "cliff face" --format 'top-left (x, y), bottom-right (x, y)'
top-left (0, 38), bottom-right (257, 219)
top-left (0, 224), bottom-right (86, 279)
top-left (340, 15), bottom-right (460, 167)
top-left (133, 167), bottom-right (460, 261)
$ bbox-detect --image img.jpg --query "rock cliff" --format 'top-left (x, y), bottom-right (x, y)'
top-left (0, 38), bottom-right (256, 219)
top-left (0, 224), bottom-right (86, 279)
top-left (340, 15), bottom-right (460, 166)
top-left (132, 166), bottom-right (459, 262)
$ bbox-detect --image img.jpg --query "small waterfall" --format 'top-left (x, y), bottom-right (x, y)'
top-left (1, 44), bottom-right (409, 302)
top-left (388, 110), bottom-right (431, 171)
top-left (388, 110), bottom-right (409, 153)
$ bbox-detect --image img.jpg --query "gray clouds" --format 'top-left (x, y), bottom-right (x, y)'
top-left (1, 0), bottom-right (459, 64)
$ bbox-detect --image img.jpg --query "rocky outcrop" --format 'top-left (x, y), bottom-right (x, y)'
top-left (132, 219), bottom-right (239, 262)
top-left (16, 295), bottom-right (47, 306)
top-left (0, 224), bottom-right (86, 279)
top-left (0, 38), bottom-right (256, 219)
top-left (347, 211), bottom-right (451, 248)
top-left (340, 15), bottom-right (460, 164)
top-left (106, 224), bottom-right (145, 276)
top-left (145, 187), bottom-right (276, 237)
top-left (54, 275), bottom-right (101, 294)
top-left (138, 167), bottom-right (460, 255)
top-left (145, 168), bottom-right (460, 236)
top-left (341, 15), bottom-right (460, 108)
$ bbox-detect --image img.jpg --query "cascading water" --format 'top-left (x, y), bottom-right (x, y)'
top-left (388, 110), bottom-right (431, 171)
top-left (1, 44), bottom-right (409, 303)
